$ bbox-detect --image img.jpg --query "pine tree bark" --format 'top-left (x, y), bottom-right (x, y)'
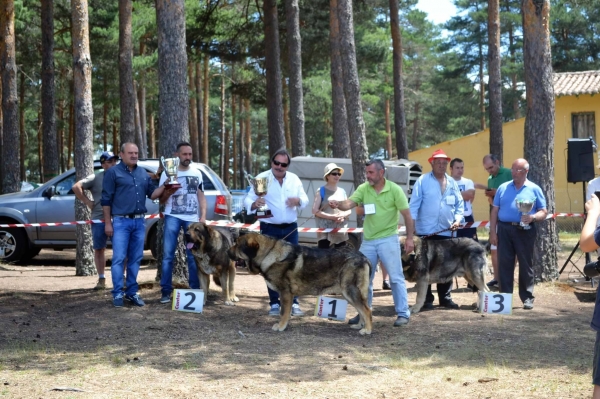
top-left (329, 0), bottom-right (349, 158)
top-left (156, 0), bottom-right (190, 284)
top-left (71, 0), bottom-right (95, 276)
top-left (385, 96), bottom-right (392, 159)
top-left (284, 0), bottom-right (306, 156)
top-left (119, 0), bottom-right (135, 144)
top-left (232, 93), bottom-right (237, 189)
top-left (138, 41), bottom-right (148, 158)
top-left (41, 0), bottom-right (58, 182)
top-left (19, 72), bottom-right (25, 181)
top-left (0, 0), bottom-right (20, 193)
top-left (488, 0), bottom-right (503, 163)
top-left (336, 0), bottom-right (368, 189)
top-left (244, 98), bottom-right (252, 175)
top-left (103, 81), bottom-right (108, 150)
top-left (195, 60), bottom-right (203, 161)
top-left (238, 95), bottom-right (245, 187)
top-left (522, 0), bottom-right (558, 282)
top-left (202, 56), bottom-right (210, 164)
top-left (389, 0), bottom-right (408, 160)
top-left (188, 62), bottom-right (199, 161)
top-left (220, 65), bottom-right (226, 177)
top-left (263, 0), bottom-right (286, 156)
top-left (282, 78), bottom-right (291, 150)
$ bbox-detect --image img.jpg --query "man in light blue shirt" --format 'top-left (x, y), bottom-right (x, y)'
top-left (409, 149), bottom-right (464, 310)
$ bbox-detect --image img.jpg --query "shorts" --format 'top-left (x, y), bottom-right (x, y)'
top-left (594, 331), bottom-right (600, 385)
top-left (91, 222), bottom-right (108, 250)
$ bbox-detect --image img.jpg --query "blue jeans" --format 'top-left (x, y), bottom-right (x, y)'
top-left (161, 215), bottom-right (200, 296)
top-left (360, 234), bottom-right (410, 319)
top-left (260, 222), bottom-right (299, 306)
top-left (110, 217), bottom-right (145, 298)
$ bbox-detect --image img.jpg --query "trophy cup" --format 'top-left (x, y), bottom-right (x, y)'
top-left (160, 156), bottom-right (182, 189)
top-left (516, 199), bottom-right (535, 230)
top-left (246, 174), bottom-right (273, 219)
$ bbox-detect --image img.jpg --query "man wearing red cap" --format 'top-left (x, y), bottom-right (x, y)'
top-left (409, 149), bottom-right (464, 310)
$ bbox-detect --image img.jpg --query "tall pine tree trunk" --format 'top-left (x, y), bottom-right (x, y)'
top-left (103, 81), bottom-right (108, 150)
top-left (385, 96), bottom-right (392, 159)
top-left (389, 0), bottom-right (408, 160)
top-left (202, 56), bottom-right (210, 164)
top-left (139, 41), bottom-right (148, 157)
top-left (232, 94), bottom-right (237, 189)
top-left (219, 65), bottom-right (226, 177)
top-left (19, 73), bottom-right (25, 181)
top-left (156, 0), bottom-right (190, 285)
top-left (488, 0), bottom-right (503, 163)
top-left (195, 60), bottom-right (203, 161)
top-left (285, 0), bottom-right (306, 156)
top-left (188, 62), bottom-right (199, 161)
top-left (71, 0), bottom-right (95, 276)
top-left (522, 0), bottom-right (558, 282)
top-left (0, 0), bottom-right (20, 193)
top-left (119, 0), bottom-right (135, 144)
top-left (329, 0), bottom-right (349, 158)
top-left (263, 0), bottom-right (286, 156)
top-left (244, 98), bottom-right (252, 175)
top-left (336, 0), bottom-right (368, 189)
top-left (41, 0), bottom-right (58, 182)
top-left (238, 95), bottom-right (245, 187)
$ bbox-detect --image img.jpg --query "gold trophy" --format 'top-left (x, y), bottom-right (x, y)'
top-left (246, 174), bottom-right (273, 219)
top-left (516, 199), bottom-right (535, 230)
top-left (160, 156), bottom-right (182, 189)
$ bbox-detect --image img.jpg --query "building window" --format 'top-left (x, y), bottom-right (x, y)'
top-left (572, 112), bottom-right (596, 138)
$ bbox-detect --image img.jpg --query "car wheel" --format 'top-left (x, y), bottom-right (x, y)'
top-left (0, 227), bottom-right (27, 263)
top-left (148, 228), bottom-right (158, 260)
top-left (347, 233), bottom-right (361, 251)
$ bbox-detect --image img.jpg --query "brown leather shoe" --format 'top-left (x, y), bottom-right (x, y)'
top-left (94, 278), bottom-right (106, 290)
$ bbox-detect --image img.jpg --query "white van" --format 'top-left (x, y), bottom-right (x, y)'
top-left (287, 156), bottom-right (422, 248)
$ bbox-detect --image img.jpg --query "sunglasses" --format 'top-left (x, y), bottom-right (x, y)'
top-left (329, 172), bottom-right (341, 176)
top-left (272, 160), bottom-right (289, 168)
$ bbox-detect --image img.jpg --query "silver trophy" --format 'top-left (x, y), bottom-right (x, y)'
top-left (516, 199), bottom-right (535, 230)
top-left (160, 156), bottom-right (181, 189)
top-left (246, 174), bottom-right (273, 219)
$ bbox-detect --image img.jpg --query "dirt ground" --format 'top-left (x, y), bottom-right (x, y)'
top-left (0, 248), bottom-right (597, 398)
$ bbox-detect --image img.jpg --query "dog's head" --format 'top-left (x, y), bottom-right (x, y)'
top-left (227, 233), bottom-right (262, 274)
top-left (186, 222), bottom-right (210, 254)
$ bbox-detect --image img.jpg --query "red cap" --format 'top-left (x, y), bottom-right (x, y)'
top-left (428, 149), bottom-right (451, 164)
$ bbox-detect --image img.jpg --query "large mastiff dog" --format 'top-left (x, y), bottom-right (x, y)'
top-left (227, 233), bottom-right (373, 335)
top-left (401, 236), bottom-right (488, 313)
top-left (186, 222), bottom-right (239, 306)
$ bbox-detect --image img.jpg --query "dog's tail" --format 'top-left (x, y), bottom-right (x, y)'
top-left (212, 274), bottom-right (222, 287)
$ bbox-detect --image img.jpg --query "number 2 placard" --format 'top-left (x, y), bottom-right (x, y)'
top-left (172, 289), bottom-right (205, 313)
top-left (478, 292), bottom-right (513, 315)
top-left (314, 296), bottom-right (347, 321)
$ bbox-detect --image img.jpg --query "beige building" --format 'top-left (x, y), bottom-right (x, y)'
top-left (408, 70), bottom-right (600, 222)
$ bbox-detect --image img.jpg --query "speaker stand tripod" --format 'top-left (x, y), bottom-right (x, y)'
top-left (559, 181), bottom-right (591, 280)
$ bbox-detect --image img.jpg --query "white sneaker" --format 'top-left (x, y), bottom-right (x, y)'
top-left (291, 303), bottom-right (305, 317)
top-left (268, 304), bottom-right (280, 316)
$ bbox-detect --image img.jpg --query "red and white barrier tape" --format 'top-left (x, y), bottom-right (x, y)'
top-left (0, 212), bottom-right (585, 233)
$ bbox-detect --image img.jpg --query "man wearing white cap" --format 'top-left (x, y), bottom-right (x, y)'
top-left (72, 151), bottom-right (119, 290)
top-left (409, 149), bottom-right (464, 310)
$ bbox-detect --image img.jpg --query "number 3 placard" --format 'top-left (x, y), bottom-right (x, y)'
top-left (172, 289), bottom-right (205, 313)
top-left (478, 292), bottom-right (513, 315)
top-left (314, 296), bottom-right (347, 321)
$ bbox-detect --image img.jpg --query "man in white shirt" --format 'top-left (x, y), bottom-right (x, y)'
top-left (244, 149), bottom-right (309, 317)
top-left (152, 142), bottom-right (207, 304)
top-left (451, 158), bottom-right (477, 240)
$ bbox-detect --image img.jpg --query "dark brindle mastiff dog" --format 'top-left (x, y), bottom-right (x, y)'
top-left (227, 233), bottom-right (373, 335)
top-left (400, 236), bottom-right (489, 314)
top-left (186, 222), bottom-right (239, 306)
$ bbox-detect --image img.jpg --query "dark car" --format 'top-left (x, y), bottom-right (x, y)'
top-left (0, 160), bottom-right (231, 263)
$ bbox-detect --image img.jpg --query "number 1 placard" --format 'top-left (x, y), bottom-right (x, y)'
top-left (478, 292), bottom-right (512, 315)
top-left (314, 296), bottom-right (347, 321)
top-left (172, 289), bottom-right (205, 313)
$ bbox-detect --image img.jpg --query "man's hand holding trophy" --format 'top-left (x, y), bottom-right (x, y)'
top-left (246, 174), bottom-right (273, 219)
top-left (160, 156), bottom-right (182, 189)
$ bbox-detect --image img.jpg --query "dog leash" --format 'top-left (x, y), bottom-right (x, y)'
top-left (282, 214), bottom-right (317, 241)
top-left (418, 227), bottom-right (454, 239)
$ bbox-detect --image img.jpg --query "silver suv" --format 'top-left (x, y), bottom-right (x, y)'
top-left (0, 159), bottom-right (231, 263)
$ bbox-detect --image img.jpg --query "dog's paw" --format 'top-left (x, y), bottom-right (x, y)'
top-left (230, 296), bottom-right (239, 302)
top-left (272, 323), bottom-right (287, 332)
top-left (224, 300), bottom-right (235, 306)
top-left (358, 328), bottom-right (372, 336)
top-left (410, 306), bottom-right (421, 314)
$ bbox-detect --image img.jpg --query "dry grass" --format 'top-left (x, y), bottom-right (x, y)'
top-left (0, 249), bottom-right (596, 398)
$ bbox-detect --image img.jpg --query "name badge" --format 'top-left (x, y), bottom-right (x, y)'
top-left (445, 196), bottom-right (455, 205)
top-left (364, 204), bottom-right (376, 214)
top-left (172, 289), bottom-right (204, 313)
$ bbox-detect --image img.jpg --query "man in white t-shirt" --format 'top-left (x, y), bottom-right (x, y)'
top-left (451, 158), bottom-right (477, 240)
top-left (151, 142), bottom-right (207, 304)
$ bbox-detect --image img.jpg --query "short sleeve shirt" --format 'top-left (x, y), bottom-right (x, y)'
top-left (80, 171), bottom-right (105, 219)
top-left (160, 168), bottom-right (204, 222)
top-left (488, 167), bottom-right (512, 189)
top-left (350, 179), bottom-right (408, 241)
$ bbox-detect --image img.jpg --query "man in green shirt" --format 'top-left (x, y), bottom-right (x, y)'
top-left (329, 159), bottom-right (415, 327)
top-left (475, 154), bottom-right (513, 287)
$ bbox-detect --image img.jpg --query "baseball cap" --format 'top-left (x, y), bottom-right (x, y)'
top-left (99, 151), bottom-right (118, 163)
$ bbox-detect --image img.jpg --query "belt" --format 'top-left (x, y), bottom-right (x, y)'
top-left (113, 214), bottom-right (145, 219)
top-left (260, 222), bottom-right (296, 229)
top-left (499, 221), bottom-right (527, 230)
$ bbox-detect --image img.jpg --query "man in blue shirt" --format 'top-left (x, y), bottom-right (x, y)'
top-left (409, 149), bottom-right (464, 310)
top-left (101, 142), bottom-right (157, 308)
top-left (489, 158), bottom-right (547, 310)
